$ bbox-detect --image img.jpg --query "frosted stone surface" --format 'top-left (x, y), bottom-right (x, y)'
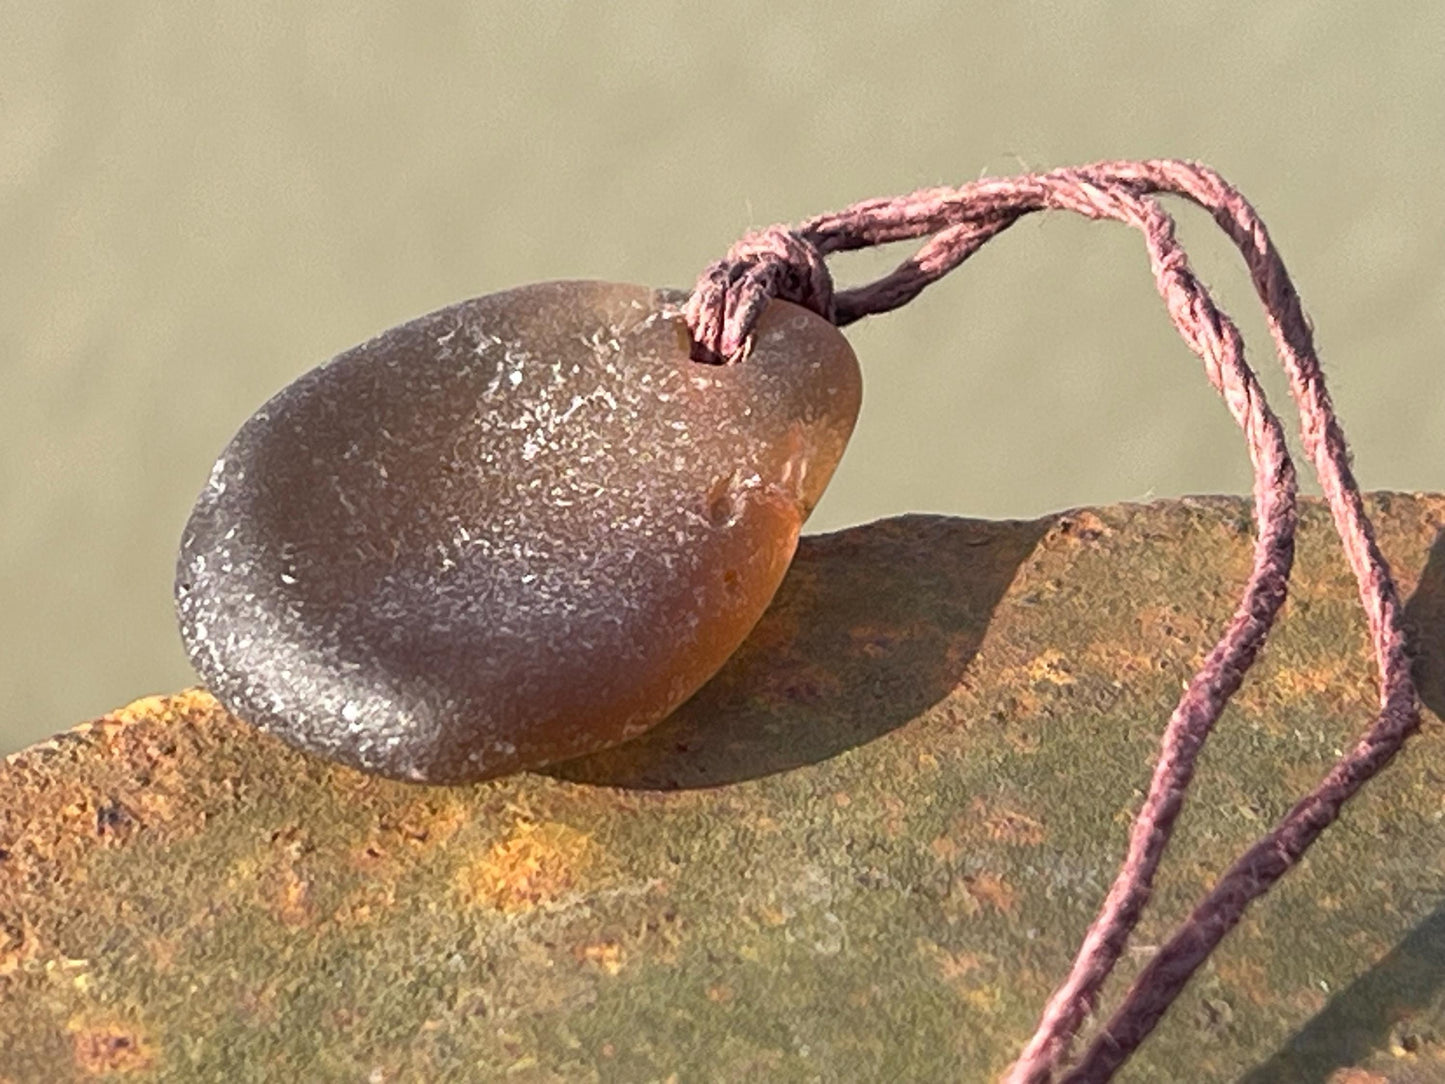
top-left (175, 281), bottom-right (861, 783)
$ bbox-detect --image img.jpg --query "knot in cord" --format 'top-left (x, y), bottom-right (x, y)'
top-left (683, 224), bottom-right (834, 364)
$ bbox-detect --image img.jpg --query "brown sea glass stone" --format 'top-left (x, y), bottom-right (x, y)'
top-left (175, 281), bottom-right (861, 783)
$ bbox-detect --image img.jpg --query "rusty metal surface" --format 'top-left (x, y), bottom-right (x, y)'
top-left (3, 495), bottom-right (1444, 1082)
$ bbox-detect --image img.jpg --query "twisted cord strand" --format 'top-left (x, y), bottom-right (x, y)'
top-left (685, 159), bottom-right (1419, 1084)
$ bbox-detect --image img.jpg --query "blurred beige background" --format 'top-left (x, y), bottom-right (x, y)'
top-left (2, 3), bottom-right (1442, 754)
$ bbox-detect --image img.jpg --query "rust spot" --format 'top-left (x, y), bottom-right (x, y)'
top-left (879, 793), bottom-right (907, 838)
top-left (961, 985), bottom-right (1003, 1012)
top-left (144, 935), bottom-right (179, 975)
top-left (0, 916), bottom-right (40, 976)
top-left (273, 866), bottom-right (311, 926)
top-left (577, 940), bottom-right (624, 975)
top-left (69, 1020), bottom-right (154, 1075)
top-left (991, 650), bottom-right (1077, 693)
top-left (107, 692), bottom-right (205, 728)
top-left (378, 796), bottom-right (467, 849)
top-left (984, 807), bottom-right (1047, 846)
top-left (95, 798), bottom-right (138, 843)
top-left (348, 840), bottom-right (391, 872)
top-left (456, 821), bottom-right (591, 913)
top-left (1214, 954), bottom-right (1274, 1006)
top-left (1136, 604), bottom-right (1213, 648)
top-left (243, 825), bottom-right (316, 927)
top-left (938, 798), bottom-right (1049, 852)
top-left (705, 983), bottom-right (733, 1003)
top-left (756, 904), bottom-right (787, 928)
top-left (1003, 725), bottom-right (1043, 755)
top-left (1080, 637), bottom-right (1160, 680)
top-left (916, 938), bottom-right (1001, 1010)
top-left (1231, 653), bottom-right (1374, 720)
top-left (991, 689), bottom-right (1042, 724)
top-left (128, 788), bottom-right (176, 825)
top-left (938, 881), bottom-right (981, 924)
top-left (964, 872), bottom-right (1017, 914)
top-left (916, 938), bottom-right (985, 985)
top-left (1055, 511), bottom-right (1111, 542)
top-left (1025, 650), bottom-right (1076, 686)
top-left (332, 880), bottom-right (397, 926)
top-left (1388, 1020), bottom-right (1431, 1058)
top-left (929, 833), bottom-right (961, 863)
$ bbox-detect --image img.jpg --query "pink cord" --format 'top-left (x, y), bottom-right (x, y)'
top-left (686, 159), bottom-right (1420, 1083)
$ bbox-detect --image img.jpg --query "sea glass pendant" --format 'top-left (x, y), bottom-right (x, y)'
top-left (176, 281), bottom-right (861, 783)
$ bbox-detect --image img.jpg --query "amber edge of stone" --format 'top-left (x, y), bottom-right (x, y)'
top-left (3, 493), bottom-right (1445, 1083)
